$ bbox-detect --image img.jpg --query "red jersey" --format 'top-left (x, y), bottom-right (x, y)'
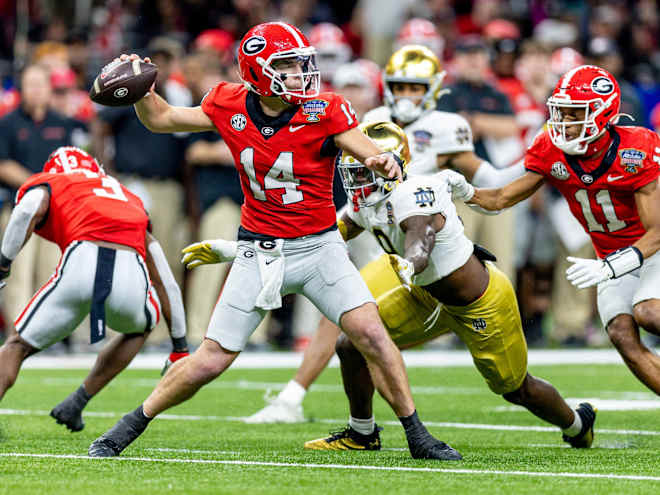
top-left (17, 172), bottom-right (150, 258)
top-left (201, 82), bottom-right (358, 238)
top-left (525, 127), bottom-right (660, 258)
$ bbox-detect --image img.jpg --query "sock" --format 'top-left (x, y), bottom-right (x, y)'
top-left (399, 410), bottom-right (435, 448)
top-left (349, 416), bottom-right (375, 435)
top-left (278, 380), bottom-right (306, 405)
top-left (125, 404), bottom-right (153, 431)
top-left (562, 409), bottom-right (583, 437)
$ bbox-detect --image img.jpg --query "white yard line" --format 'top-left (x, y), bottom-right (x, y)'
top-left (1, 453), bottom-right (659, 482)
top-left (21, 349), bottom-right (643, 370)
top-left (1, 408), bottom-right (659, 436)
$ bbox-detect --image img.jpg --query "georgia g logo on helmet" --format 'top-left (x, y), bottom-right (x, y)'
top-left (242, 36), bottom-right (267, 56)
top-left (591, 76), bottom-right (614, 95)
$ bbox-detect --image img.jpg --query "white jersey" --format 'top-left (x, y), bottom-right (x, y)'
top-left (363, 106), bottom-right (474, 175)
top-left (347, 174), bottom-right (474, 286)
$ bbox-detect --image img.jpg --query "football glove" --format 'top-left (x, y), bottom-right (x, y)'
top-left (389, 254), bottom-right (415, 290)
top-left (566, 247), bottom-right (642, 289)
top-left (161, 351), bottom-right (189, 376)
top-left (181, 239), bottom-right (238, 269)
top-left (437, 169), bottom-right (475, 202)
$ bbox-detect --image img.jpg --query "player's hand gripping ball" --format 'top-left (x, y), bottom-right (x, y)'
top-left (90, 56), bottom-right (157, 106)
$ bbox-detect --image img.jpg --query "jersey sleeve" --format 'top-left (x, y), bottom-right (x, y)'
top-left (632, 130), bottom-right (660, 190)
top-left (200, 82), bottom-right (230, 132)
top-left (524, 132), bottom-right (549, 175)
top-left (390, 176), bottom-right (453, 224)
top-left (323, 93), bottom-right (359, 136)
top-left (429, 113), bottom-right (474, 155)
top-left (16, 174), bottom-right (51, 205)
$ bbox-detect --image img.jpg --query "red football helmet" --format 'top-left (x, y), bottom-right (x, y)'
top-left (546, 65), bottom-right (621, 155)
top-left (309, 23), bottom-right (352, 81)
top-left (237, 22), bottom-right (320, 105)
top-left (395, 19), bottom-right (444, 58)
top-left (43, 146), bottom-right (104, 175)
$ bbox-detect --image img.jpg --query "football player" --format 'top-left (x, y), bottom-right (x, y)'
top-left (0, 146), bottom-right (188, 432)
top-left (450, 65), bottom-right (660, 394)
top-left (89, 22), bottom-right (461, 461)
top-left (243, 45), bottom-right (525, 425)
top-left (193, 123), bottom-right (597, 449)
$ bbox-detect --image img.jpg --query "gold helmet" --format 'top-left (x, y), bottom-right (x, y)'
top-left (337, 121), bottom-right (411, 209)
top-left (383, 44), bottom-right (447, 123)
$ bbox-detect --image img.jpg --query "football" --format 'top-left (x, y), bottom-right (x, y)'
top-left (89, 59), bottom-right (158, 106)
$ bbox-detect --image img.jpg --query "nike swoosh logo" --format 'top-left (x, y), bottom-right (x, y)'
top-left (607, 175), bottom-right (624, 182)
top-left (289, 125), bottom-right (305, 132)
top-left (265, 259), bottom-right (277, 265)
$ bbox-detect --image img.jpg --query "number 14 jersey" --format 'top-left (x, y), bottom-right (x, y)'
top-left (17, 172), bottom-right (149, 257)
top-left (525, 126), bottom-right (660, 258)
top-left (201, 82), bottom-right (358, 238)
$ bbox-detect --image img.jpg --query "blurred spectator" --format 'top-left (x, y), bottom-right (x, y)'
top-left (0, 64), bottom-right (81, 321)
top-left (49, 67), bottom-right (95, 126)
top-left (394, 18), bottom-right (445, 59)
top-left (533, 18), bottom-right (578, 49)
top-left (438, 35), bottom-right (521, 282)
top-left (192, 29), bottom-right (235, 66)
top-left (308, 23), bottom-right (352, 90)
top-left (651, 102), bottom-right (660, 134)
top-left (332, 61), bottom-right (379, 121)
top-left (587, 37), bottom-right (644, 126)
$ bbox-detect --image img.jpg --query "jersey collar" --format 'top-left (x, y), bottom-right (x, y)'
top-left (245, 92), bottom-right (298, 140)
top-left (563, 127), bottom-right (620, 185)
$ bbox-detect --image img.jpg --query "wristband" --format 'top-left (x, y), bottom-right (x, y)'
top-left (604, 246), bottom-right (643, 278)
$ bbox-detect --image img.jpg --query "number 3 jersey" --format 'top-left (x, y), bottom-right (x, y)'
top-left (16, 172), bottom-right (149, 257)
top-left (201, 82), bottom-right (358, 238)
top-left (525, 126), bottom-right (660, 258)
top-left (346, 174), bottom-right (474, 286)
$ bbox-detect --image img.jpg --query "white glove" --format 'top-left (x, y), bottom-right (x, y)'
top-left (181, 239), bottom-right (238, 269)
top-left (565, 256), bottom-right (613, 289)
top-left (437, 169), bottom-right (475, 202)
top-left (389, 254), bottom-right (415, 289)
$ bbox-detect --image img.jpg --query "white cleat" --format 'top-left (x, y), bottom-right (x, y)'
top-left (242, 397), bottom-right (305, 424)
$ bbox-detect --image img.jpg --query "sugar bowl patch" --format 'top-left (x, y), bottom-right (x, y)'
top-left (301, 99), bottom-right (329, 122)
top-left (619, 148), bottom-right (645, 174)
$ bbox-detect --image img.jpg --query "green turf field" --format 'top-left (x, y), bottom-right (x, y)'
top-left (1, 363), bottom-right (659, 494)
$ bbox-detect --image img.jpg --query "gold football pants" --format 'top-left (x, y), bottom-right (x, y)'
top-left (361, 255), bottom-right (527, 394)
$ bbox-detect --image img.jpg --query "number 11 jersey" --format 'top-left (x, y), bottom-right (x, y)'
top-left (525, 126), bottom-right (660, 258)
top-left (201, 82), bottom-right (358, 238)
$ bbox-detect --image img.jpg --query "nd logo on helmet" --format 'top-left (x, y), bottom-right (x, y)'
top-left (242, 36), bottom-right (267, 56)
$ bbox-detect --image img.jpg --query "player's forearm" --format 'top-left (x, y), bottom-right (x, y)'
top-left (134, 91), bottom-right (177, 133)
top-left (469, 187), bottom-right (508, 210)
top-left (146, 238), bottom-right (187, 344)
top-left (404, 226), bottom-right (435, 274)
top-left (472, 114), bottom-right (519, 138)
top-left (1, 188), bottom-right (47, 264)
top-left (337, 213), bottom-right (363, 241)
top-left (633, 227), bottom-right (660, 259)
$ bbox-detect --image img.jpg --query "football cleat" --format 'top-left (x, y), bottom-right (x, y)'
top-left (563, 402), bottom-right (597, 448)
top-left (88, 411), bottom-right (147, 457)
top-left (304, 425), bottom-right (382, 451)
top-left (242, 397), bottom-right (305, 424)
top-left (50, 401), bottom-right (84, 432)
top-left (409, 439), bottom-right (463, 460)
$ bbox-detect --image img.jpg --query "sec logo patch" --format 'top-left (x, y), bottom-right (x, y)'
top-left (231, 113), bottom-right (247, 131)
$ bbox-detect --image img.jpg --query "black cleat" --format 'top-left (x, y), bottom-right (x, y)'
top-left (50, 402), bottom-right (84, 432)
top-left (88, 408), bottom-right (149, 457)
top-left (410, 439), bottom-right (463, 460)
top-left (563, 402), bottom-right (597, 448)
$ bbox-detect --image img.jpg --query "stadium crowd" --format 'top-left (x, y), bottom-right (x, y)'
top-left (0, 0), bottom-right (659, 352)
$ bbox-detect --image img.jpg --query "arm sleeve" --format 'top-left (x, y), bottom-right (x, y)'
top-left (200, 82), bottom-right (227, 131)
top-left (524, 133), bottom-right (548, 175)
top-left (633, 131), bottom-right (660, 190)
top-left (324, 94), bottom-right (359, 136)
top-left (1, 187), bottom-right (46, 260)
top-left (147, 238), bottom-right (186, 339)
top-left (430, 113), bottom-right (475, 155)
top-left (472, 159), bottom-right (525, 188)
